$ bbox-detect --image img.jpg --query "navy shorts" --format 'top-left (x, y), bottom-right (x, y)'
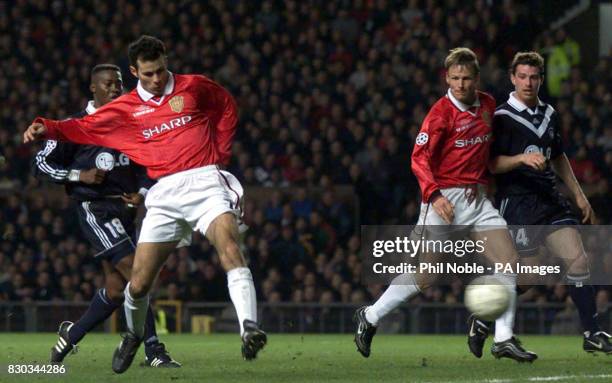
top-left (76, 199), bottom-right (137, 265)
top-left (496, 193), bottom-right (578, 256)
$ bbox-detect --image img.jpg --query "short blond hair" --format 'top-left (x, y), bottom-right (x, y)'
top-left (510, 51), bottom-right (544, 75)
top-left (444, 47), bottom-right (480, 75)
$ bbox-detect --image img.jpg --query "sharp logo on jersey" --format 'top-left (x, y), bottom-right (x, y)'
top-left (142, 115), bottom-right (192, 139)
top-left (416, 132), bottom-right (429, 145)
top-left (169, 96), bottom-right (184, 113)
top-left (455, 133), bottom-right (491, 148)
top-left (133, 106), bottom-right (155, 117)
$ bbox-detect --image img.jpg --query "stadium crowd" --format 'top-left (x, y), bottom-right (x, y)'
top-left (0, 1), bottom-right (611, 315)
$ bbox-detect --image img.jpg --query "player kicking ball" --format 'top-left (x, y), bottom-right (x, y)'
top-left (24, 35), bottom-right (266, 373)
top-left (467, 51), bottom-right (612, 361)
top-left (353, 48), bottom-right (525, 359)
top-left (34, 64), bottom-right (179, 368)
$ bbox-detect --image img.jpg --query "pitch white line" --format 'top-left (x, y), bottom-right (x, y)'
top-left (528, 375), bottom-right (612, 382)
top-left (426, 374), bottom-right (612, 383)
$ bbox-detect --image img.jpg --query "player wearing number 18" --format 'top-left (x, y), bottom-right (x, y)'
top-left (33, 64), bottom-right (180, 368)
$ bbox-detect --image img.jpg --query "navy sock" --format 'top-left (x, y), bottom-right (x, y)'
top-left (68, 289), bottom-right (121, 345)
top-left (143, 306), bottom-right (159, 358)
top-left (568, 284), bottom-right (600, 334)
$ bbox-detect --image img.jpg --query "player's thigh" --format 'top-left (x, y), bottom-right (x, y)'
top-left (205, 212), bottom-right (245, 270)
top-left (470, 228), bottom-right (518, 266)
top-left (545, 227), bottom-right (587, 271)
top-left (514, 250), bottom-right (544, 286)
top-left (131, 241), bottom-right (178, 295)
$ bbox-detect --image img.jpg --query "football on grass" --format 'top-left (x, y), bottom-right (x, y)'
top-left (465, 276), bottom-right (511, 321)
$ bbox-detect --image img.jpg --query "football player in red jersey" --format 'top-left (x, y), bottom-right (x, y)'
top-left (24, 35), bottom-right (266, 373)
top-left (353, 48), bottom-right (530, 361)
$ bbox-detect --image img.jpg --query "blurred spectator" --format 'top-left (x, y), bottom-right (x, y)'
top-left (0, 1), bottom-right (610, 306)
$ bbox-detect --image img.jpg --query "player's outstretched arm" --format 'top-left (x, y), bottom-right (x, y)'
top-left (28, 102), bottom-right (130, 153)
top-left (23, 123), bottom-right (47, 143)
top-left (488, 152), bottom-right (546, 174)
top-left (550, 154), bottom-right (595, 224)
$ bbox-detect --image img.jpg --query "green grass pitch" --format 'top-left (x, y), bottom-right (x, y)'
top-left (1, 334), bottom-right (611, 382)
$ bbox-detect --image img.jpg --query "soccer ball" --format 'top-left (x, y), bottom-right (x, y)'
top-left (465, 276), bottom-right (511, 321)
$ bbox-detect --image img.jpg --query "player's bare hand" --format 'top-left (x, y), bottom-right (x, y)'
top-left (79, 168), bottom-right (106, 184)
top-left (575, 195), bottom-right (596, 224)
top-left (23, 123), bottom-right (47, 143)
top-left (121, 192), bottom-right (144, 206)
top-left (521, 152), bottom-right (546, 171)
top-left (432, 195), bottom-right (454, 224)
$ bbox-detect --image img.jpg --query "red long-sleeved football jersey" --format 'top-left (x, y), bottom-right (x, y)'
top-left (34, 73), bottom-right (237, 180)
top-left (411, 90), bottom-right (496, 203)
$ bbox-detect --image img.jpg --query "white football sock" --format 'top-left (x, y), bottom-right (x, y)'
top-left (227, 267), bottom-right (257, 335)
top-left (365, 273), bottom-right (420, 326)
top-left (123, 282), bottom-right (149, 339)
top-left (493, 273), bottom-right (517, 343)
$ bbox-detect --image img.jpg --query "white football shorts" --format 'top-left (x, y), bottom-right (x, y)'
top-left (417, 185), bottom-right (507, 232)
top-left (139, 165), bottom-right (243, 246)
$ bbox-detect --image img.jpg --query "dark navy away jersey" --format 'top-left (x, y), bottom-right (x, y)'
top-left (491, 93), bottom-right (563, 196)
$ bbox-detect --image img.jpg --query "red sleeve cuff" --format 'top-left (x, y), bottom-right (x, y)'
top-left (33, 117), bottom-right (58, 139)
top-left (422, 187), bottom-right (441, 203)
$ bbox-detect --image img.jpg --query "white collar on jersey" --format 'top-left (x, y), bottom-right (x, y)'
top-left (507, 92), bottom-right (545, 114)
top-left (137, 71), bottom-right (175, 104)
top-left (85, 100), bottom-right (97, 115)
top-left (446, 88), bottom-right (480, 112)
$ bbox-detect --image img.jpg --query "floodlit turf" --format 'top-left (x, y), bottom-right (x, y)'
top-left (1, 334), bottom-right (611, 382)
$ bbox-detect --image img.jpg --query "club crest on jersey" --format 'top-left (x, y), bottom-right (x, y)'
top-left (416, 132), bottom-right (429, 145)
top-left (481, 111), bottom-right (491, 127)
top-left (96, 152), bottom-right (115, 170)
top-left (169, 96), bottom-right (184, 113)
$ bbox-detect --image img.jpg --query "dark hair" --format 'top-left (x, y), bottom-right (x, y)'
top-left (444, 47), bottom-right (480, 75)
top-left (510, 51), bottom-right (545, 75)
top-left (90, 64), bottom-right (120, 80)
top-left (128, 35), bottom-right (166, 68)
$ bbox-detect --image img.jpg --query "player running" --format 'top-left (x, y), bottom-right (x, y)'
top-left (467, 51), bottom-right (612, 361)
top-left (34, 64), bottom-right (179, 368)
top-left (24, 35), bottom-right (266, 373)
top-left (353, 48), bottom-right (522, 358)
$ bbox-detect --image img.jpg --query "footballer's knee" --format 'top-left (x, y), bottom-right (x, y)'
top-left (567, 252), bottom-right (589, 275)
top-left (114, 255), bottom-right (134, 280)
top-left (105, 285), bottom-right (125, 303)
top-left (128, 277), bottom-right (151, 299)
top-left (102, 261), bottom-right (127, 303)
